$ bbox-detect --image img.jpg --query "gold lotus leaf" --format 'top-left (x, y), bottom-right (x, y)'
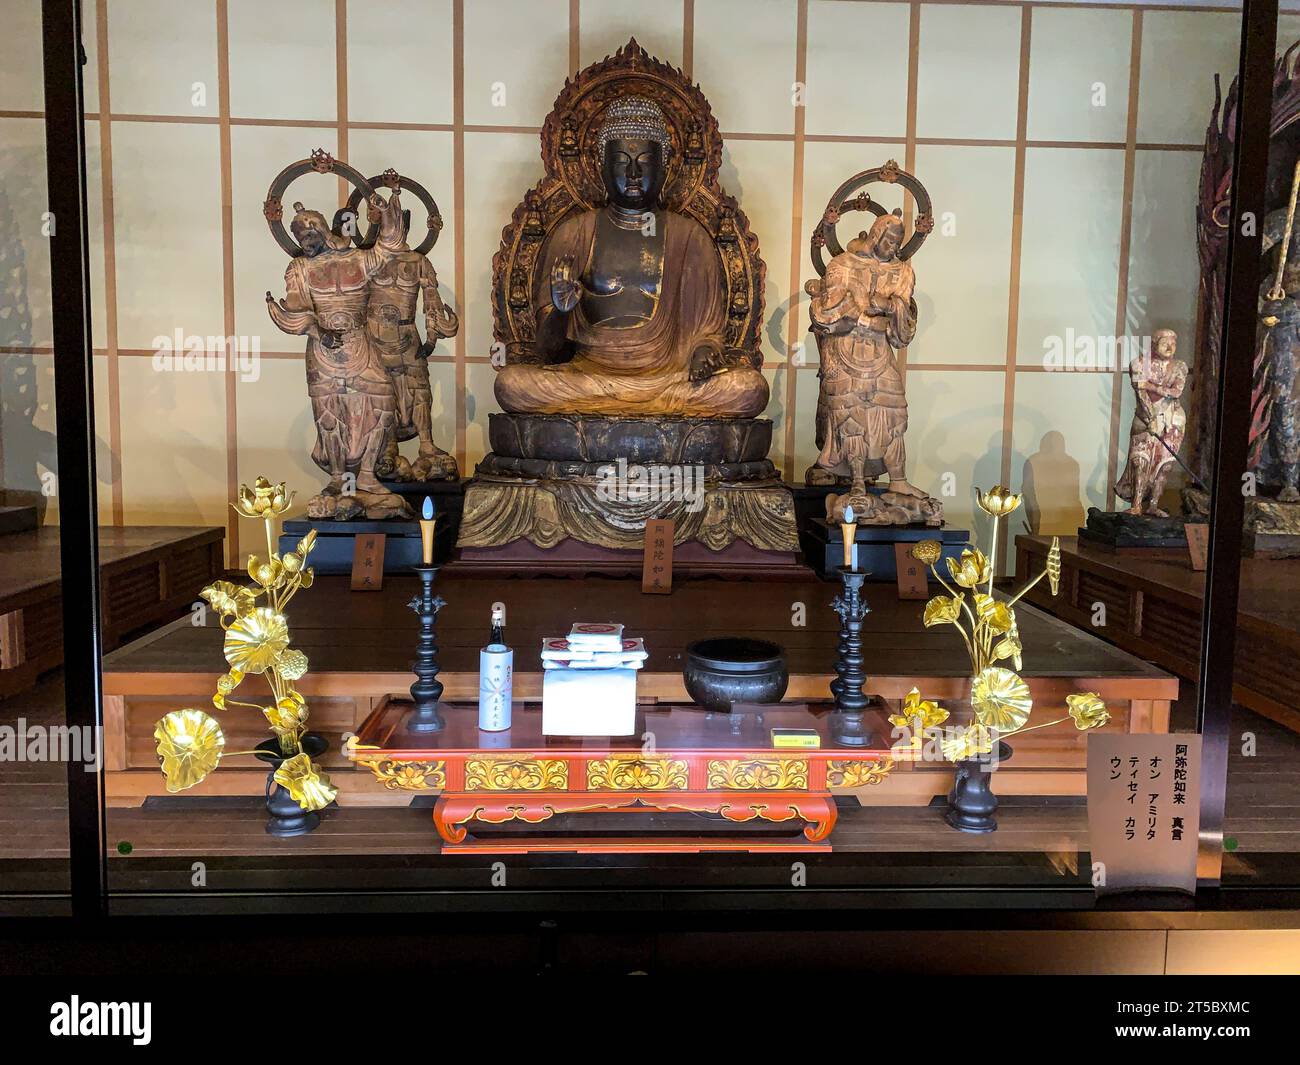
top-left (1047, 536), bottom-right (1062, 596)
top-left (970, 666), bottom-right (1033, 732)
top-left (297, 529), bottom-right (317, 556)
top-left (976, 485), bottom-right (1023, 517)
top-left (941, 724), bottom-right (994, 762)
top-left (247, 555), bottom-right (283, 589)
top-left (154, 708), bottom-right (226, 792)
top-left (1066, 691), bottom-right (1110, 730)
top-left (200, 580), bottom-right (257, 620)
top-left (888, 687), bottom-right (949, 733)
top-left (923, 594), bottom-right (963, 627)
top-left (274, 753), bottom-right (338, 812)
top-left (223, 607), bottom-right (289, 675)
top-left (974, 593), bottom-right (1015, 634)
top-left (278, 648), bottom-right (309, 681)
top-left (947, 547), bottom-right (992, 590)
top-left (298, 567), bottom-right (315, 589)
top-left (910, 539), bottom-right (943, 566)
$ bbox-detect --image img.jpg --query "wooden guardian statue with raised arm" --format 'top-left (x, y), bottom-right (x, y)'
top-left (458, 39), bottom-right (798, 569)
top-left (805, 162), bottom-right (943, 527)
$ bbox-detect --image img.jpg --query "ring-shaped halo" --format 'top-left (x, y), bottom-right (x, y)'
top-left (811, 162), bottom-right (933, 277)
top-left (263, 152), bottom-right (378, 257)
top-left (345, 172), bottom-right (444, 256)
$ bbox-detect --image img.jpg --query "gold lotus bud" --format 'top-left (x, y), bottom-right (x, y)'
top-left (974, 593), bottom-right (1015, 634)
top-left (888, 687), bottom-right (949, 733)
top-left (977, 485), bottom-right (1022, 517)
top-left (910, 539), bottom-right (943, 566)
top-left (234, 477), bottom-right (294, 518)
top-left (247, 555), bottom-right (283, 589)
top-left (1047, 536), bottom-right (1061, 596)
top-left (941, 723), bottom-right (994, 763)
top-left (282, 551), bottom-right (303, 574)
top-left (1066, 691), bottom-right (1110, 730)
top-left (946, 547), bottom-right (992, 590)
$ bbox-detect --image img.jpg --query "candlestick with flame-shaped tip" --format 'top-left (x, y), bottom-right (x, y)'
top-left (840, 503), bottom-right (857, 569)
top-left (419, 495), bottom-right (436, 565)
top-left (407, 494), bottom-right (445, 732)
top-left (830, 503), bottom-right (873, 746)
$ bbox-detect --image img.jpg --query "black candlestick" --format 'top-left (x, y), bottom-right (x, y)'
top-left (407, 564), bottom-right (446, 732)
top-left (830, 566), bottom-right (873, 746)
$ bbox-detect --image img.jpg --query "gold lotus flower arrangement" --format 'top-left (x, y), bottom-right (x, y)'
top-left (153, 477), bottom-right (337, 815)
top-left (899, 485), bottom-right (1110, 762)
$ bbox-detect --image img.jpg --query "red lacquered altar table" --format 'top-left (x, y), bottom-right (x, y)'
top-left (348, 697), bottom-right (896, 853)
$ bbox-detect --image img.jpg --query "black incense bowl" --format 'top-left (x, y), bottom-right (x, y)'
top-left (683, 638), bottom-right (788, 732)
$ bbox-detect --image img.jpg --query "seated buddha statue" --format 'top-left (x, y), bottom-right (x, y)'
top-left (493, 96), bottom-right (769, 420)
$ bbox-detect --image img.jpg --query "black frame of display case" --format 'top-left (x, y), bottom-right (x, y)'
top-left (23, 0), bottom-right (1293, 925)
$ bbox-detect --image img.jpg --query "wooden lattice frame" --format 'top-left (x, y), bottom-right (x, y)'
top-left (489, 38), bottom-right (766, 365)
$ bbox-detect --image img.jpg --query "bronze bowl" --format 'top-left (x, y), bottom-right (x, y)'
top-left (683, 637), bottom-right (788, 735)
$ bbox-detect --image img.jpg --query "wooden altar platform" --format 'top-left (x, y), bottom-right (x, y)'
top-left (101, 573), bottom-right (1177, 809)
top-left (0, 524), bottom-right (224, 699)
top-left (1016, 535), bottom-right (1300, 733)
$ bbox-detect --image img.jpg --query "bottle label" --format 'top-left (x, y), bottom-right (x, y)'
top-left (479, 647), bottom-right (513, 731)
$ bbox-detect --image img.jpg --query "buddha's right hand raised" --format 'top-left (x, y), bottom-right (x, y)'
top-left (551, 255), bottom-right (582, 313)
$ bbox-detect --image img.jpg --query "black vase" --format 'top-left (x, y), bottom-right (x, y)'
top-left (683, 637), bottom-right (788, 736)
top-left (254, 732), bottom-right (329, 837)
top-left (945, 741), bottom-right (1013, 834)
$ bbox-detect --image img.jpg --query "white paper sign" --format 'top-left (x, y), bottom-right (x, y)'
top-left (1087, 734), bottom-right (1202, 895)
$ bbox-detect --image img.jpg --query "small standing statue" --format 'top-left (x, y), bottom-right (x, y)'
top-left (1115, 329), bottom-right (1188, 516)
top-left (805, 163), bottom-right (941, 526)
top-left (352, 173), bottom-right (461, 484)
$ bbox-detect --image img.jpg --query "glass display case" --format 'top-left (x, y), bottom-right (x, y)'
top-left (3, 0), bottom-right (1298, 974)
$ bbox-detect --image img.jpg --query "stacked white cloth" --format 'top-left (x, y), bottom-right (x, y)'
top-left (540, 623), bottom-right (645, 736)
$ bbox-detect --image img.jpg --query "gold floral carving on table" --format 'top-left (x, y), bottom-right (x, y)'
top-left (359, 758), bottom-right (447, 791)
top-left (826, 758), bottom-right (894, 788)
top-left (707, 758), bottom-right (808, 791)
top-left (465, 758), bottom-right (569, 791)
top-left (586, 756), bottom-right (689, 791)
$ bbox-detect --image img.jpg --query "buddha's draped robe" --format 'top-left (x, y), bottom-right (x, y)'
top-left (494, 210), bottom-right (768, 418)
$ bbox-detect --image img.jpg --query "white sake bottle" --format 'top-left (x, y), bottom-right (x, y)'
top-left (478, 602), bottom-right (512, 731)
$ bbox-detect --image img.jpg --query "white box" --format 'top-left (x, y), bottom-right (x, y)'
top-left (541, 666), bottom-right (637, 736)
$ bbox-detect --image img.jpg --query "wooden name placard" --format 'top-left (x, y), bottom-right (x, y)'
top-left (642, 519), bottom-right (674, 594)
top-left (351, 533), bottom-right (386, 591)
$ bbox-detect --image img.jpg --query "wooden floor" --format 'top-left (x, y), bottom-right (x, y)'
top-left (2, 667), bottom-right (1296, 892)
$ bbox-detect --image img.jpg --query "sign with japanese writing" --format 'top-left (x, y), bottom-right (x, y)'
top-left (1185, 522), bottom-right (1209, 571)
top-left (894, 542), bottom-right (930, 600)
top-left (641, 519), bottom-right (674, 594)
top-left (350, 533), bottom-right (386, 591)
top-left (1087, 733), bottom-right (1201, 895)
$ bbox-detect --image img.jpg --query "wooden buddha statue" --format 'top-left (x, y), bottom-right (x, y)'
top-left (493, 96), bottom-right (768, 419)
